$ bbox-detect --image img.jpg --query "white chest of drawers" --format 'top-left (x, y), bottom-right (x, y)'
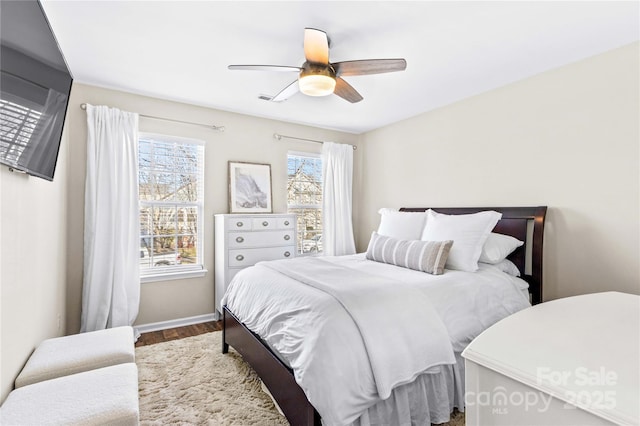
top-left (463, 292), bottom-right (639, 425)
top-left (214, 213), bottom-right (296, 317)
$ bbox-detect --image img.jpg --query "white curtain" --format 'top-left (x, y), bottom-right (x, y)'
top-left (322, 142), bottom-right (356, 256)
top-left (81, 104), bottom-right (140, 333)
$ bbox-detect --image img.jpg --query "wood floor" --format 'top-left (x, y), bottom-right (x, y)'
top-left (135, 320), bottom-right (222, 347)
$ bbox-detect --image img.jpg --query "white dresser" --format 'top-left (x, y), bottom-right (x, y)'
top-left (214, 213), bottom-right (296, 317)
top-left (463, 292), bottom-right (639, 426)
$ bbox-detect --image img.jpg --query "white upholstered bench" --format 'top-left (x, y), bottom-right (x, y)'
top-left (15, 326), bottom-right (135, 388)
top-left (1, 363), bottom-right (139, 425)
top-left (1, 326), bottom-right (139, 425)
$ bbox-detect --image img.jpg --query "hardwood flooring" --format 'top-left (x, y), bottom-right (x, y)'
top-left (135, 320), bottom-right (222, 347)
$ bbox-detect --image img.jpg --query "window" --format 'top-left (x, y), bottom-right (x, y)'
top-left (138, 134), bottom-right (205, 281)
top-left (287, 152), bottom-right (323, 254)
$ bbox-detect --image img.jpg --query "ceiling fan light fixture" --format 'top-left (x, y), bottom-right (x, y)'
top-left (299, 64), bottom-right (336, 97)
top-left (228, 28), bottom-right (406, 103)
top-left (299, 74), bottom-right (336, 96)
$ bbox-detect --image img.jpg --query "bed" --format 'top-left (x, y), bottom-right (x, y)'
top-left (221, 206), bottom-right (547, 425)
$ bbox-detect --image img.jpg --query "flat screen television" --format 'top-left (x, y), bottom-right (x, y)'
top-left (0, 0), bottom-right (73, 181)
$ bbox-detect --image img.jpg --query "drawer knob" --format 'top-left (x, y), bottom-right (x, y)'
top-left (284, 235), bottom-right (290, 241)
top-left (262, 221), bottom-right (269, 227)
top-left (284, 251), bottom-right (291, 258)
top-left (236, 236), bottom-right (244, 243)
top-left (236, 254), bottom-right (244, 261)
top-left (236, 221), bottom-right (243, 227)
top-left (284, 220), bottom-right (290, 226)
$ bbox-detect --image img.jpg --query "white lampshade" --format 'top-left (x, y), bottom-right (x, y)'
top-left (299, 74), bottom-right (336, 97)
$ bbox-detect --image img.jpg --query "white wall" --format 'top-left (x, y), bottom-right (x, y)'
top-left (0, 127), bottom-right (69, 402)
top-left (64, 84), bottom-right (360, 333)
top-left (356, 42), bottom-right (639, 300)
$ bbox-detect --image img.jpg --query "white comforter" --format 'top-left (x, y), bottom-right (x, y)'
top-left (262, 257), bottom-right (456, 400)
top-left (222, 254), bottom-right (530, 425)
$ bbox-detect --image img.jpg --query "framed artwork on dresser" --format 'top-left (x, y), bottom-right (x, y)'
top-left (228, 161), bottom-right (272, 213)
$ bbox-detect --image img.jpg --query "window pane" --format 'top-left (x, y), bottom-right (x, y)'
top-left (139, 171), bottom-right (153, 201)
top-left (153, 173), bottom-right (176, 201)
top-left (176, 207), bottom-right (198, 234)
top-left (153, 205), bottom-right (177, 236)
top-left (289, 207), bottom-right (323, 254)
top-left (153, 142), bottom-right (174, 172)
top-left (152, 236), bottom-right (178, 267)
top-left (139, 140), bottom-right (152, 164)
top-left (139, 238), bottom-right (152, 269)
top-left (178, 235), bottom-right (197, 265)
top-left (175, 173), bottom-right (198, 201)
top-left (139, 134), bottom-right (204, 276)
top-left (140, 207), bottom-right (152, 236)
top-left (175, 144), bottom-right (199, 173)
top-left (287, 153), bottom-right (323, 254)
top-left (287, 155), bottom-right (322, 206)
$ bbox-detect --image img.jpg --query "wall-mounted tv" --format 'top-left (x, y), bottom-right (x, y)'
top-left (0, 0), bottom-right (73, 181)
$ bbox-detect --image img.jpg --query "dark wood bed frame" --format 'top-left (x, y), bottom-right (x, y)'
top-left (222, 206), bottom-right (547, 426)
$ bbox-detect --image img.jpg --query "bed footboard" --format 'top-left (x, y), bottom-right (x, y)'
top-left (222, 306), bottom-right (320, 426)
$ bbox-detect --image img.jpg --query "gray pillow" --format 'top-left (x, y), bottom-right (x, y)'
top-left (366, 232), bottom-right (453, 275)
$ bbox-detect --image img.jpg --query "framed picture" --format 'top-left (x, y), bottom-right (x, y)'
top-left (228, 161), bottom-right (272, 213)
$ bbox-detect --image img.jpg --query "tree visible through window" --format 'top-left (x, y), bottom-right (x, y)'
top-left (287, 152), bottom-right (322, 254)
top-left (139, 134), bottom-right (204, 276)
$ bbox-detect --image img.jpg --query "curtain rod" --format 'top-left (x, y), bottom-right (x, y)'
top-left (80, 103), bottom-right (225, 132)
top-left (273, 133), bottom-right (356, 150)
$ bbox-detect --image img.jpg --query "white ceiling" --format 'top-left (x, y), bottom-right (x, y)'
top-left (40, 1), bottom-right (638, 134)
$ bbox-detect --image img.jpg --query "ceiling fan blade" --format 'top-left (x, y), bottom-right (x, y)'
top-left (333, 59), bottom-right (407, 77)
top-left (334, 78), bottom-right (363, 103)
top-left (228, 65), bottom-right (301, 72)
top-left (304, 28), bottom-right (329, 64)
top-left (271, 80), bottom-right (300, 102)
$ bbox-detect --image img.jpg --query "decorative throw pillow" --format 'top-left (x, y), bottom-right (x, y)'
top-left (421, 210), bottom-right (502, 272)
top-left (376, 208), bottom-right (429, 241)
top-left (366, 232), bottom-right (453, 275)
top-left (479, 232), bottom-right (524, 264)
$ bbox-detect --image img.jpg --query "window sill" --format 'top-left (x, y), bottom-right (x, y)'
top-left (141, 268), bottom-right (208, 284)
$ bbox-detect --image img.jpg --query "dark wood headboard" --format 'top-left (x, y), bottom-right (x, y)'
top-left (399, 207), bottom-right (547, 304)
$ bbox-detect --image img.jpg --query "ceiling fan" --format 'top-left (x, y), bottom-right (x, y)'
top-left (228, 28), bottom-right (407, 103)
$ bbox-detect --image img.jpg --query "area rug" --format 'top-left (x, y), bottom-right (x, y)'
top-left (135, 331), bottom-right (465, 425)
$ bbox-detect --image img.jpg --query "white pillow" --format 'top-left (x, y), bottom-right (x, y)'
top-left (377, 208), bottom-right (428, 241)
top-left (420, 210), bottom-right (502, 272)
top-left (479, 233), bottom-right (524, 264)
top-left (493, 259), bottom-right (521, 277)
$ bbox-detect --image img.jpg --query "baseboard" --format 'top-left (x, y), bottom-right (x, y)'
top-left (134, 313), bottom-right (218, 334)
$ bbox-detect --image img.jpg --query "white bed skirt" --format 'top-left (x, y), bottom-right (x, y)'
top-left (349, 352), bottom-right (465, 426)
